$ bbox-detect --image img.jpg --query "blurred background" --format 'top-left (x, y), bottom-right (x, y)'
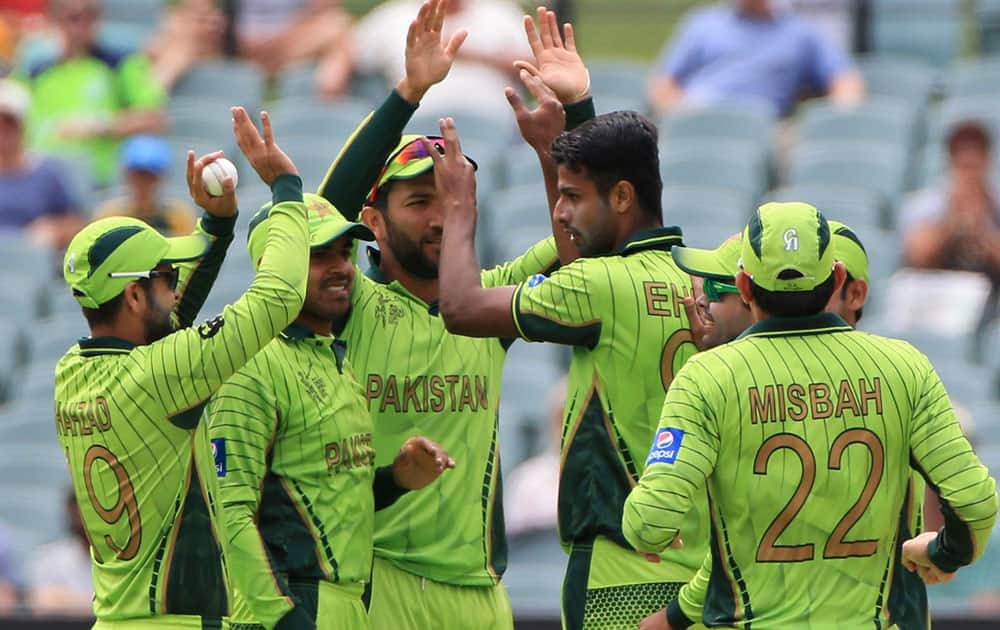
top-left (0, 0), bottom-right (999, 627)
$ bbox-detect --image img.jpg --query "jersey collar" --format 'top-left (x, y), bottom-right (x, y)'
top-left (281, 321), bottom-right (335, 345)
top-left (737, 312), bottom-right (852, 340)
top-left (77, 336), bottom-right (136, 356)
top-left (609, 226), bottom-right (684, 257)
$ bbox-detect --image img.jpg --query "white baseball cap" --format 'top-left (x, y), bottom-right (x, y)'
top-left (0, 80), bottom-right (30, 120)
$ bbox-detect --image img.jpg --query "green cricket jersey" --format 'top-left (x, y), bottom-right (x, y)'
top-left (510, 228), bottom-right (705, 581)
top-left (315, 90), bottom-right (565, 585)
top-left (207, 322), bottom-right (386, 628)
top-left (53, 178), bottom-right (309, 622)
top-left (624, 313), bottom-right (999, 629)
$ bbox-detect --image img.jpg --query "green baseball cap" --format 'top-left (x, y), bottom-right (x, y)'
top-left (828, 220), bottom-right (869, 284)
top-left (739, 202), bottom-right (835, 292)
top-left (672, 233), bottom-right (743, 281)
top-left (248, 193), bottom-right (374, 269)
top-left (64, 217), bottom-right (210, 308)
top-left (366, 134), bottom-right (477, 204)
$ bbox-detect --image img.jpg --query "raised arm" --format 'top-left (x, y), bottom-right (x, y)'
top-left (316, 0), bottom-right (466, 219)
top-left (143, 108), bottom-right (310, 423)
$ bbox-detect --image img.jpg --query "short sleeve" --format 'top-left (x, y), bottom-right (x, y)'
top-left (511, 261), bottom-right (602, 348)
top-left (660, 12), bottom-right (705, 80)
top-left (802, 20), bottom-right (851, 90)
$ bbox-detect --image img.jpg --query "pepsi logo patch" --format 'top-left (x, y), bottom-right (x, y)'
top-left (527, 273), bottom-right (547, 288)
top-left (646, 428), bottom-right (684, 465)
top-left (211, 438), bottom-right (226, 477)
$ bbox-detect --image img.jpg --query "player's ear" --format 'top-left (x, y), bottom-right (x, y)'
top-left (361, 205), bottom-right (385, 239)
top-left (831, 262), bottom-right (848, 296)
top-left (122, 282), bottom-right (146, 315)
top-left (736, 271), bottom-right (754, 305)
top-left (611, 180), bottom-right (634, 214)
top-left (849, 278), bottom-right (869, 311)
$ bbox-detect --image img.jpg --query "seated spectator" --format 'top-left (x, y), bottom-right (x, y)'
top-left (151, 0), bottom-right (353, 98)
top-left (20, 0), bottom-right (166, 189)
top-left (28, 489), bottom-right (93, 617)
top-left (778, 0), bottom-right (857, 53)
top-left (648, 0), bottom-right (864, 117)
top-left (0, 78), bottom-right (84, 250)
top-left (95, 135), bottom-right (195, 236)
top-left (902, 121), bottom-right (1000, 289)
top-left (351, 0), bottom-right (530, 116)
top-left (504, 376), bottom-right (566, 538)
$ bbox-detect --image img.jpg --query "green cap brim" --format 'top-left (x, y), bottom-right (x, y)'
top-left (310, 222), bottom-right (375, 250)
top-left (160, 234), bottom-right (211, 264)
top-left (673, 245), bottom-right (735, 281)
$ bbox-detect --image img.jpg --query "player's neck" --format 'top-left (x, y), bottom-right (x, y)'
top-left (89, 320), bottom-right (147, 346)
top-left (294, 314), bottom-right (333, 337)
top-left (378, 257), bottom-right (440, 305)
top-left (614, 215), bottom-right (662, 250)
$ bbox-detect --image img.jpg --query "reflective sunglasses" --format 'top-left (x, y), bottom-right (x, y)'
top-left (109, 267), bottom-right (180, 290)
top-left (702, 277), bottom-right (739, 302)
top-left (367, 136), bottom-right (446, 204)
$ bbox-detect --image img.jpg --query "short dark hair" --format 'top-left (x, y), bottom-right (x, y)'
top-left (947, 120), bottom-right (992, 156)
top-left (550, 111), bottom-right (663, 220)
top-left (80, 278), bottom-right (151, 328)
top-left (750, 273), bottom-right (837, 318)
top-left (841, 272), bottom-right (863, 323)
top-left (370, 180), bottom-right (394, 212)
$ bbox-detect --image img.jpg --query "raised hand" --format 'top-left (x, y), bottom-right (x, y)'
top-left (519, 6), bottom-right (590, 105)
top-left (391, 436), bottom-right (456, 490)
top-left (232, 107), bottom-right (298, 186)
top-left (505, 65), bottom-right (565, 152)
top-left (186, 150), bottom-right (237, 218)
top-left (397, 0), bottom-right (468, 104)
top-left (423, 117), bottom-right (477, 217)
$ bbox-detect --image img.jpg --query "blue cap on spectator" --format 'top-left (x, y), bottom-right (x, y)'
top-left (120, 135), bottom-right (172, 174)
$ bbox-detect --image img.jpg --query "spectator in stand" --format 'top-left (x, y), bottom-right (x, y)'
top-left (20, 0), bottom-right (166, 189)
top-left (150, 0), bottom-right (353, 98)
top-left (0, 78), bottom-right (84, 250)
top-left (350, 0), bottom-right (531, 116)
top-left (648, 0), bottom-right (864, 117)
top-left (902, 121), bottom-right (1000, 289)
top-left (95, 135), bottom-right (195, 236)
top-left (27, 489), bottom-right (93, 616)
top-left (504, 376), bottom-right (566, 538)
top-left (778, 0), bottom-right (857, 53)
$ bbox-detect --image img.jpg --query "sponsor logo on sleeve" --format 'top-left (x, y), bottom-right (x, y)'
top-left (646, 428), bottom-right (684, 465)
top-left (211, 438), bottom-right (226, 477)
top-left (527, 273), bottom-right (547, 288)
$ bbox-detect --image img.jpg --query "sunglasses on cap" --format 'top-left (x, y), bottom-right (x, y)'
top-left (366, 136), bottom-right (445, 204)
top-left (109, 267), bottom-right (180, 290)
top-left (703, 277), bottom-right (740, 302)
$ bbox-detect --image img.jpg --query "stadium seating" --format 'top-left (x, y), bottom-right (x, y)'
top-left (943, 57), bottom-right (1000, 99)
top-left (662, 184), bottom-right (754, 247)
top-left (765, 184), bottom-right (885, 233)
top-left (659, 141), bottom-right (768, 200)
top-left (172, 61), bottom-right (265, 110)
top-left (870, 0), bottom-right (963, 67)
top-left (857, 55), bottom-right (939, 105)
top-left (485, 184), bottom-right (552, 236)
top-left (587, 59), bottom-right (649, 105)
top-left (658, 103), bottom-right (776, 155)
top-left (502, 527), bottom-right (565, 617)
top-left (977, 0), bottom-right (1000, 55)
top-left (797, 98), bottom-right (919, 152)
top-left (924, 96), bottom-right (1000, 149)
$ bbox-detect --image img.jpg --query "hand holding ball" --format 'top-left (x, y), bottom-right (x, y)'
top-left (201, 158), bottom-right (239, 196)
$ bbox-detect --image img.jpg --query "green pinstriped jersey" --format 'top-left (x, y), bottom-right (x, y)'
top-left (625, 312), bottom-right (999, 630)
top-left (207, 324), bottom-right (374, 629)
top-left (53, 194), bottom-right (309, 622)
top-left (511, 227), bottom-right (706, 582)
top-left (342, 238), bottom-right (558, 586)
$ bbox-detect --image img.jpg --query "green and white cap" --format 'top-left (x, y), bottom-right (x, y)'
top-left (740, 201), bottom-right (835, 292)
top-left (248, 193), bottom-right (374, 269)
top-left (672, 233), bottom-right (743, 281)
top-left (828, 219), bottom-right (869, 283)
top-left (63, 216), bottom-right (209, 308)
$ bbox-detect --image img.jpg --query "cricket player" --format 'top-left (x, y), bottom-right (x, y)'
top-left (308, 5), bottom-right (594, 627)
top-left (53, 107), bottom-right (310, 627)
top-left (430, 110), bottom-right (708, 629)
top-left (207, 194), bottom-right (456, 629)
top-left (623, 202), bottom-right (998, 629)
top-left (648, 221), bottom-right (930, 629)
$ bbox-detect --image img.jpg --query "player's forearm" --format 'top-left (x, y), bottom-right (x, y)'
top-left (439, 207), bottom-right (488, 331)
top-left (372, 465), bottom-right (410, 511)
top-left (622, 487), bottom-right (684, 553)
top-left (222, 502), bottom-right (312, 629)
top-left (316, 90), bottom-right (418, 220)
top-left (174, 211), bottom-right (238, 328)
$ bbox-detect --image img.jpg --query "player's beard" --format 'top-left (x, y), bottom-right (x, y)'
top-left (142, 291), bottom-right (175, 344)
top-left (385, 220), bottom-right (440, 279)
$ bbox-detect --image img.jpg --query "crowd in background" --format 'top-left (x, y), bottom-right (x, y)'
top-left (0, 0), bottom-right (999, 621)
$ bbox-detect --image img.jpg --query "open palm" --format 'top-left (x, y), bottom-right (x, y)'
top-left (523, 8), bottom-right (590, 104)
top-left (404, 0), bottom-right (468, 95)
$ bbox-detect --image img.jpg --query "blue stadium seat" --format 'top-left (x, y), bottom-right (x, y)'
top-left (857, 55), bottom-right (938, 104)
top-left (169, 97), bottom-right (243, 141)
top-left (0, 235), bottom-right (55, 322)
top-left (977, 0), bottom-right (1000, 55)
top-left (943, 57), bottom-right (1000, 99)
top-left (765, 184), bottom-right (885, 233)
top-left (587, 59), bottom-right (649, 105)
top-left (659, 103), bottom-right (776, 153)
top-left (788, 141), bottom-right (909, 225)
top-left (662, 185), bottom-right (754, 248)
top-left (485, 184), bottom-right (551, 236)
top-left (268, 98), bottom-right (373, 139)
top-left (405, 111), bottom-right (518, 148)
top-left (797, 98), bottom-right (919, 152)
top-left (924, 96), bottom-right (1000, 149)
top-left (172, 61), bottom-right (265, 109)
top-left (870, 0), bottom-right (963, 67)
top-left (501, 143), bottom-right (545, 190)
top-left (660, 141), bottom-right (768, 199)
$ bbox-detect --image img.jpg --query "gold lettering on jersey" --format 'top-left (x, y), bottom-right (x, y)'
top-left (55, 397), bottom-right (112, 437)
top-left (325, 432), bottom-right (374, 473)
top-left (748, 378), bottom-right (883, 424)
top-left (643, 282), bottom-right (691, 318)
top-left (364, 374), bottom-right (490, 413)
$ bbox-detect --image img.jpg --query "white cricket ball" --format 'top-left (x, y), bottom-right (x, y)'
top-left (201, 158), bottom-right (239, 197)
